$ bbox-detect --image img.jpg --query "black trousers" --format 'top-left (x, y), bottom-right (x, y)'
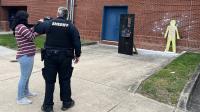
top-left (42, 52), bottom-right (73, 106)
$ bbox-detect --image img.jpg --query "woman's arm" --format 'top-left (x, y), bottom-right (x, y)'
top-left (16, 24), bottom-right (38, 41)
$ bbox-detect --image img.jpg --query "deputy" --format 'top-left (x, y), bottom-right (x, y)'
top-left (34, 7), bottom-right (81, 112)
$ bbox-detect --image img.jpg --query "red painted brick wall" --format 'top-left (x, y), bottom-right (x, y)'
top-left (0, 21), bottom-right (9, 31)
top-left (1, 0), bottom-right (27, 6)
top-left (0, 0), bottom-right (66, 24)
top-left (27, 0), bottom-right (66, 24)
top-left (75, 0), bottom-right (200, 52)
top-left (0, 7), bottom-right (8, 21)
top-left (0, 7), bottom-right (9, 31)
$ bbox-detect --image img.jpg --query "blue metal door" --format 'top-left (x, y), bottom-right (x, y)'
top-left (102, 6), bottom-right (128, 41)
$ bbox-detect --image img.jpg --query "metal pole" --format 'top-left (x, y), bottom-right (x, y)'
top-left (70, 0), bottom-right (72, 21)
top-left (66, 0), bottom-right (69, 20)
top-left (71, 0), bottom-right (74, 23)
top-left (66, 0), bottom-right (68, 8)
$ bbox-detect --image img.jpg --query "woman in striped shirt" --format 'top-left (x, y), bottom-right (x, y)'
top-left (12, 10), bottom-right (39, 105)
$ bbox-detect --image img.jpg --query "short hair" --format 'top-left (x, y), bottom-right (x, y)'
top-left (57, 7), bottom-right (68, 19)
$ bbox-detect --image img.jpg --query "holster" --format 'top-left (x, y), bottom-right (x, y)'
top-left (41, 48), bottom-right (46, 61)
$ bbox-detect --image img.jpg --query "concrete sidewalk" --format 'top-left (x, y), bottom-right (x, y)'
top-left (0, 45), bottom-right (179, 112)
top-left (188, 75), bottom-right (200, 112)
top-left (0, 31), bottom-right (12, 35)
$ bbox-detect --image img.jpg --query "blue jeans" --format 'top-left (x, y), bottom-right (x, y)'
top-left (17, 55), bottom-right (34, 100)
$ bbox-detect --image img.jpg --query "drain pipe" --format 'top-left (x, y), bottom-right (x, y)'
top-left (66, 0), bottom-right (69, 20)
top-left (71, 0), bottom-right (75, 23)
top-left (70, 0), bottom-right (72, 21)
top-left (66, 0), bottom-right (68, 9)
top-left (68, 0), bottom-right (74, 23)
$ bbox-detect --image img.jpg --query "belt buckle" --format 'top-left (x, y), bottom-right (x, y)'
top-left (54, 50), bottom-right (58, 54)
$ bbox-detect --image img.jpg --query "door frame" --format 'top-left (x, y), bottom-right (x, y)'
top-left (101, 5), bottom-right (128, 42)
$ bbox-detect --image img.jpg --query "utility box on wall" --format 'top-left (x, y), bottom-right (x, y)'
top-left (118, 14), bottom-right (137, 55)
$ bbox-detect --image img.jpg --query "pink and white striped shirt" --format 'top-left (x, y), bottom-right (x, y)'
top-left (15, 24), bottom-right (38, 59)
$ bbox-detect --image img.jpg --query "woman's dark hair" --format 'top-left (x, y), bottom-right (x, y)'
top-left (11, 10), bottom-right (29, 35)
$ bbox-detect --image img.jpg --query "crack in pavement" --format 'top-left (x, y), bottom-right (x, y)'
top-left (107, 103), bottom-right (120, 112)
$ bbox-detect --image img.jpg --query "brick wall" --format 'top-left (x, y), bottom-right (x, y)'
top-left (0, 0), bottom-right (66, 28)
top-left (0, 7), bottom-right (8, 21)
top-left (1, 0), bottom-right (27, 6)
top-left (75, 0), bottom-right (200, 52)
top-left (27, 0), bottom-right (66, 24)
top-left (0, 21), bottom-right (9, 31)
top-left (0, 7), bottom-right (9, 31)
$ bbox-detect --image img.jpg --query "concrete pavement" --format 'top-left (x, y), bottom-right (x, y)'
top-left (0, 44), bottom-right (180, 112)
top-left (187, 74), bottom-right (200, 112)
top-left (0, 31), bottom-right (12, 35)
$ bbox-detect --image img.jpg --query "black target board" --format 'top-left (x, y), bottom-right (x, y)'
top-left (118, 14), bottom-right (137, 55)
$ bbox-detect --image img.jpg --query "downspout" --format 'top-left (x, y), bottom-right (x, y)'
top-left (70, 0), bottom-right (72, 21)
top-left (68, 0), bottom-right (74, 23)
top-left (71, 0), bottom-right (75, 23)
top-left (66, 0), bottom-right (69, 20)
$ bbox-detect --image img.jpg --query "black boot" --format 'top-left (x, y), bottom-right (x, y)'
top-left (61, 99), bottom-right (75, 111)
top-left (41, 105), bottom-right (54, 112)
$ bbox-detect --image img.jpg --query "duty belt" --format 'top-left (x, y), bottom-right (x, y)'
top-left (46, 49), bottom-right (73, 54)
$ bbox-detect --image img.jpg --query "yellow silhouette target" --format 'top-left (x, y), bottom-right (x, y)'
top-left (164, 20), bottom-right (180, 53)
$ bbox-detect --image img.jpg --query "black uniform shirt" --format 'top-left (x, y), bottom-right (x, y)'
top-left (34, 17), bottom-right (81, 57)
